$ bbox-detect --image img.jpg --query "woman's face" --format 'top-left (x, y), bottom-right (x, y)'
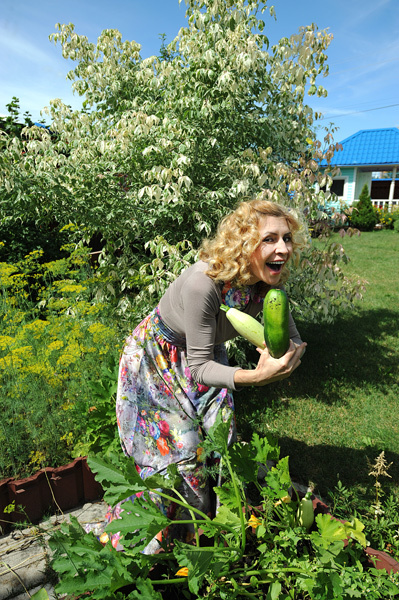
top-left (248, 216), bottom-right (293, 285)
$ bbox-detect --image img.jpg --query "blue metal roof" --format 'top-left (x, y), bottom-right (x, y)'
top-left (320, 128), bottom-right (399, 167)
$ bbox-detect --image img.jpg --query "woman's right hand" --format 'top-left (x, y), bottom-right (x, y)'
top-left (234, 340), bottom-right (307, 387)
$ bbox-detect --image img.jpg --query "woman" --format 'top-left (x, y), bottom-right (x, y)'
top-left (106, 197), bottom-right (306, 551)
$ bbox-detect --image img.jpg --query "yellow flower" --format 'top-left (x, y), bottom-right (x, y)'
top-left (247, 514), bottom-right (262, 529)
top-left (274, 495), bottom-right (292, 507)
top-left (175, 567), bottom-right (189, 577)
top-left (99, 532), bottom-right (109, 545)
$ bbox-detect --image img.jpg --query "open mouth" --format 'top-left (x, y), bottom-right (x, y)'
top-left (266, 261), bottom-right (285, 273)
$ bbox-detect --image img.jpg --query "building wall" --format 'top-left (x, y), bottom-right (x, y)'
top-left (330, 167), bottom-right (356, 205)
top-left (354, 171), bottom-right (372, 200)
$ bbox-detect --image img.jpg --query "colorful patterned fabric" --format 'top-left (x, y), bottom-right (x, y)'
top-left (87, 283), bottom-right (257, 552)
top-left (221, 281), bottom-right (263, 308)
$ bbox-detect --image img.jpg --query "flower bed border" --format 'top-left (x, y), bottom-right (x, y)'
top-left (0, 457), bottom-right (103, 535)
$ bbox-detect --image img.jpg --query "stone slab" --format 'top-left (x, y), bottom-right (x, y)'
top-left (0, 501), bottom-right (107, 600)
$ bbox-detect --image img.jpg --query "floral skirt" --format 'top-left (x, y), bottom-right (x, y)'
top-left (90, 307), bottom-right (236, 552)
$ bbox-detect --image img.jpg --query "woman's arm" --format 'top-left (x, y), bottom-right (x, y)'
top-left (233, 340), bottom-right (306, 387)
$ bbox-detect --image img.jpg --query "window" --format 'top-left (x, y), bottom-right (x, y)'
top-left (330, 179), bottom-right (345, 197)
top-left (320, 176), bottom-right (348, 198)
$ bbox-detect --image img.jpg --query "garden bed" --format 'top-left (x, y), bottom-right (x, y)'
top-left (0, 457), bottom-right (103, 535)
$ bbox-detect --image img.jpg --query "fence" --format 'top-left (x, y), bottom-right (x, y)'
top-left (371, 199), bottom-right (398, 212)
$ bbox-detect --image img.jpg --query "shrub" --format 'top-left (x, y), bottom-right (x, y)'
top-left (0, 0), bottom-right (365, 325)
top-left (350, 185), bottom-right (378, 231)
top-left (373, 207), bottom-right (395, 229)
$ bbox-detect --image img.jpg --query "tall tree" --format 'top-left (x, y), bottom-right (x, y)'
top-left (0, 0), bottom-right (359, 322)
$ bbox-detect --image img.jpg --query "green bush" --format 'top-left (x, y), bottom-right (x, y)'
top-left (350, 185), bottom-right (378, 231)
top-left (373, 207), bottom-right (395, 229)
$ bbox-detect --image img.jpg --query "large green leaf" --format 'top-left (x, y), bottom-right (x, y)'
top-left (251, 432), bottom-right (280, 464)
top-left (213, 479), bottom-right (241, 512)
top-left (312, 513), bottom-right (348, 551)
top-left (49, 516), bottom-right (135, 599)
top-left (213, 504), bottom-right (242, 532)
top-left (105, 497), bottom-right (169, 550)
top-left (144, 462), bottom-right (182, 491)
top-left (199, 503), bottom-right (242, 543)
top-left (87, 452), bottom-right (147, 506)
top-left (126, 578), bottom-right (164, 599)
top-left (343, 517), bottom-right (367, 548)
top-left (263, 456), bottom-right (292, 499)
top-left (174, 542), bottom-right (217, 595)
top-left (228, 441), bottom-right (257, 484)
top-left (30, 591), bottom-right (49, 600)
top-left (204, 413), bottom-right (232, 455)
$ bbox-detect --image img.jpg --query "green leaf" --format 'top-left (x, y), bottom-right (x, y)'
top-left (263, 456), bottom-right (292, 498)
top-left (49, 516), bottom-right (135, 599)
top-left (144, 462), bottom-right (182, 491)
top-left (213, 504), bottom-right (242, 531)
top-left (87, 452), bottom-right (147, 506)
top-left (30, 590), bottom-right (50, 600)
top-left (251, 432), bottom-right (280, 464)
top-left (228, 441), bottom-right (257, 484)
top-left (266, 581), bottom-right (282, 600)
top-left (105, 497), bottom-right (169, 549)
top-left (125, 577), bottom-right (164, 599)
top-left (205, 412), bottom-right (232, 455)
top-left (343, 517), bottom-right (367, 548)
top-left (213, 480), bottom-right (239, 511)
top-left (312, 513), bottom-right (348, 549)
top-left (174, 542), bottom-right (217, 595)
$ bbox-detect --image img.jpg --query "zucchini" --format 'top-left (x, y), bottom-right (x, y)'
top-left (220, 305), bottom-right (264, 348)
top-left (297, 491), bottom-right (314, 531)
top-left (263, 289), bottom-right (290, 358)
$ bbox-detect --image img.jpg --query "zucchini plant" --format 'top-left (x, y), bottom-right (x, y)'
top-left (47, 416), bottom-right (399, 599)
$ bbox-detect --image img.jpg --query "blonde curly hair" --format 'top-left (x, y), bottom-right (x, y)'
top-left (199, 197), bottom-right (304, 291)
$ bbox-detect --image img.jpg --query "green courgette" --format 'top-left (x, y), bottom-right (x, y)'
top-left (263, 289), bottom-right (290, 358)
top-left (297, 491), bottom-right (314, 531)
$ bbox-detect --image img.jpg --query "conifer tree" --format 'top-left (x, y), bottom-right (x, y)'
top-left (351, 184), bottom-right (378, 231)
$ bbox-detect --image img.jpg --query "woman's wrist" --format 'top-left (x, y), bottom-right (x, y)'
top-left (233, 368), bottom-right (260, 387)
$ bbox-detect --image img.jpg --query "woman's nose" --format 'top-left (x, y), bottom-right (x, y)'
top-left (275, 238), bottom-right (289, 254)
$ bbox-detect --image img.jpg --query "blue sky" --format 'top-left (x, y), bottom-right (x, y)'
top-left (1, 0), bottom-right (399, 143)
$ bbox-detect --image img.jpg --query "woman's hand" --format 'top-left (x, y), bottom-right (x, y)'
top-left (234, 340), bottom-right (307, 387)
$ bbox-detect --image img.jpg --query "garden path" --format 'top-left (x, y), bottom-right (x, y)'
top-left (0, 500), bottom-right (108, 600)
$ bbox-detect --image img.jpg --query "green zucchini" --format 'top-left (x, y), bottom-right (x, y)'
top-left (263, 288), bottom-right (290, 358)
top-left (220, 305), bottom-right (264, 348)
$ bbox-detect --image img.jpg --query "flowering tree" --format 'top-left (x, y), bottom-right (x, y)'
top-left (0, 0), bottom-right (361, 323)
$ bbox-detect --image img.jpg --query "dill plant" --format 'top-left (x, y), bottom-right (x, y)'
top-left (0, 244), bottom-right (120, 479)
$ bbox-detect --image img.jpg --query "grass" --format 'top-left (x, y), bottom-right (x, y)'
top-left (236, 229), bottom-right (399, 503)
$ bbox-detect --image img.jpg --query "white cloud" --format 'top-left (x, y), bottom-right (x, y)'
top-left (0, 26), bottom-right (56, 66)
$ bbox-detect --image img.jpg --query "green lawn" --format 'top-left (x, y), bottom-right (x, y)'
top-left (236, 229), bottom-right (399, 502)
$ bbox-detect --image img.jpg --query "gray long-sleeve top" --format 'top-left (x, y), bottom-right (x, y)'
top-left (159, 261), bottom-right (302, 391)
